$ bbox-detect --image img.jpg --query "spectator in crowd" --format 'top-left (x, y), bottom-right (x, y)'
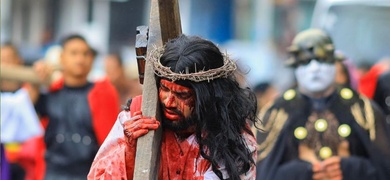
top-left (334, 60), bottom-right (359, 89)
top-left (1, 43), bottom-right (44, 180)
top-left (104, 53), bottom-right (142, 107)
top-left (358, 58), bottom-right (390, 128)
top-left (253, 82), bottom-right (278, 111)
top-left (374, 71), bottom-right (390, 125)
top-left (33, 34), bottom-right (119, 179)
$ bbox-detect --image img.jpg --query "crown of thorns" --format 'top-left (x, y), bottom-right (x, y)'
top-left (149, 46), bottom-right (237, 82)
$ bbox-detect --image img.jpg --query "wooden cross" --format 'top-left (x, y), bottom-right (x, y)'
top-left (134, 0), bottom-right (182, 179)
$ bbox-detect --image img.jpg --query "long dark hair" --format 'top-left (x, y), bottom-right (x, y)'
top-left (158, 35), bottom-right (258, 179)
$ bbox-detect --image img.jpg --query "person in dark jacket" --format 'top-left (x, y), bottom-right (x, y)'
top-left (256, 29), bottom-right (390, 180)
top-left (33, 34), bottom-right (119, 179)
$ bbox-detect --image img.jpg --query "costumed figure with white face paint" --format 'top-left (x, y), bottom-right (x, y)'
top-left (88, 35), bottom-right (258, 180)
top-left (255, 29), bottom-right (390, 180)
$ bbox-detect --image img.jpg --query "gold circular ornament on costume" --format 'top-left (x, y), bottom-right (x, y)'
top-left (314, 119), bottom-right (328, 132)
top-left (338, 124), bottom-right (351, 137)
top-left (340, 88), bottom-right (353, 100)
top-left (319, 146), bottom-right (332, 159)
top-left (294, 127), bottom-right (307, 140)
top-left (283, 89), bottom-right (296, 101)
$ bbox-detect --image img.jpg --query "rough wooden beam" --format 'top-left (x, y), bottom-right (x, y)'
top-left (0, 65), bottom-right (60, 85)
top-left (132, 1), bottom-right (162, 178)
top-left (158, 0), bottom-right (182, 43)
top-left (1, 66), bottom-right (43, 84)
top-left (133, 0), bottom-right (182, 179)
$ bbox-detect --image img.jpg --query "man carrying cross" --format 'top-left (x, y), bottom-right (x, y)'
top-left (88, 35), bottom-right (258, 179)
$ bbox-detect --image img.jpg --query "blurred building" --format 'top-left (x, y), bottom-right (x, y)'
top-left (1, 0), bottom-right (316, 89)
top-left (1, 0), bottom-right (147, 63)
top-left (312, 0), bottom-right (390, 67)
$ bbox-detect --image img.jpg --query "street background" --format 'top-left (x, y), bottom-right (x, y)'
top-left (1, 0), bottom-right (390, 91)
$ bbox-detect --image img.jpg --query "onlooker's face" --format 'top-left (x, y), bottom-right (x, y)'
top-left (257, 86), bottom-right (278, 109)
top-left (1, 46), bottom-right (23, 91)
top-left (335, 61), bottom-right (348, 86)
top-left (104, 55), bottom-right (122, 84)
top-left (295, 59), bottom-right (336, 93)
top-left (1, 46), bottom-right (21, 65)
top-left (60, 39), bottom-right (93, 78)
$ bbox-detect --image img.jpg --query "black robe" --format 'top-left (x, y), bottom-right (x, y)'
top-left (255, 87), bottom-right (390, 180)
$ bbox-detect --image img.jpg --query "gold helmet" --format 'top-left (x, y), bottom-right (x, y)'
top-left (286, 29), bottom-right (343, 67)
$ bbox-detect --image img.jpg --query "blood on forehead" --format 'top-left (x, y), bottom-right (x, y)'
top-left (160, 79), bottom-right (193, 93)
top-left (159, 79), bottom-right (195, 108)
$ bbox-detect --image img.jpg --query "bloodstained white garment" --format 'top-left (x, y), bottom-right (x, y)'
top-left (88, 111), bottom-right (257, 180)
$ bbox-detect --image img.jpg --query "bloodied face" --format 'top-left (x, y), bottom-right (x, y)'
top-left (159, 79), bottom-right (196, 132)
